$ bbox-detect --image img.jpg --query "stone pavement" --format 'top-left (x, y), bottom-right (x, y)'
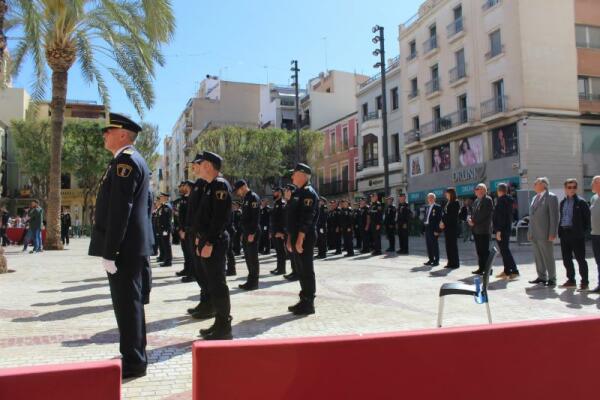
top-left (1, 237), bottom-right (599, 399)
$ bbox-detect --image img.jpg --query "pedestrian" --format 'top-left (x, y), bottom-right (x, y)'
top-left (469, 184), bottom-right (493, 275)
top-left (60, 207), bottom-right (71, 246)
top-left (175, 181), bottom-right (194, 279)
top-left (384, 196), bottom-right (396, 252)
top-left (459, 198), bottom-right (473, 241)
top-left (493, 183), bottom-right (519, 279)
top-left (327, 200), bottom-right (341, 254)
top-left (369, 193), bottom-right (383, 256)
top-left (0, 207), bottom-right (9, 246)
top-left (283, 183), bottom-right (299, 281)
top-left (151, 201), bottom-right (160, 257)
top-left (423, 193), bottom-right (442, 266)
top-left (527, 177), bottom-right (560, 287)
top-left (339, 199), bottom-right (354, 257)
top-left (269, 186), bottom-right (287, 275)
top-left (234, 180), bottom-right (261, 290)
top-left (588, 176), bottom-right (600, 294)
top-left (88, 113), bottom-right (153, 379)
top-left (73, 215), bottom-right (81, 238)
top-left (156, 193), bottom-right (173, 267)
top-left (315, 196), bottom-right (328, 259)
top-left (396, 194), bottom-right (411, 255)
top-left (192, 151), bottom-right (234, 341)
top-left (286, 163), bottom-right (319, 315)
top-left (27, 200), bottom-right (43, 253)
top-left (558, 178), bottom-right (590, 290)
top-left (259, 198), bottom-right (271, 255)
top-left (440, 188), bottom-right (460, 269)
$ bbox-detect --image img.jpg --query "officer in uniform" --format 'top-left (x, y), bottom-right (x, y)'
top-left (225, 202), bottom-right (237, 277)
top-left (192, 151), bottom-right (234, 340)
top-left (286, 164), bottom-right (319, 315)
top-left (339, 199), bottom-right (354, 257)
top-left (359, 198), bottom-right (371, 253)
top-left (316, 196), bottom-right (328, 259)
top-left (270, 187), bottom-right (287, 275)
top-left (157, 193), bottom-right (173, 267)
top-left (171, 186), bottom-right (182, 246)
top-left (327, 200), bottom-right (342, 254)
top-left (384, 196), bottom-right (397, 252)
top-left (283, 183), bottom-right (299, 281)
top-left (152, 200), bottom-right (160, 257)
top-left (259, 198), bottom-right (271, 255)
top-left (234, 180), bottom-right (261, 290)
top-left (231, 201), bottom-right (242, 256)
top-left (369, 193), bottom-right (383, 255)
top-left (176, 181), bottom-right (193, 279)
top-left (353, 201), bottom-right (362, 250)
top-left (396, 194), bottom-right (412, 255)
top-left (89, 113), bottom-right (153, 379)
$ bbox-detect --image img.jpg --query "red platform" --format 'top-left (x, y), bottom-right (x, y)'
top-left (0, 359), bottom-right (121, 400)
top-left (192, 316), bottom-right (600, 400)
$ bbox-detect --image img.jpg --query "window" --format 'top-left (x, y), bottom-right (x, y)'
top-left (424, 24), bottom-right (438, 53)
top-left (576, 25), bottom-right (600, 49)
top-left (362, 103), bottom-right (368, 119)
top-left (330, 167), bottom-right (338, 184)
top-left (579, 75), bottom-right (600, 100)
top-left (362, 134), bottom-right (379, 167)
top-left (61, 173), bottom-right (71, 189)
top-left (408, 40), bottom-right (417, 60)
top-left (448, 5), bottom-right (463, 37)
top-left (318, 170), bottom-right (325, 189)
top-left (579, 76), bottom-right (589, 98)
top-left (452, 48), bottom-right (466, 82)
top-left (330, 131), bottom-right (336, 154)
top-left (356, 122), bottom-right (359, 146)
top-left (376, 95), bottom-right (383, 111)
top-left (487, 29), bottom-right (503, 59)
top-left (458, 94), bottom-right (468, 123)
top-left (453, 5), bottom-right (462, 20)
top-left (391, 87), bottom-right (399, 110)
top-left (391, 133), bottom-right (400, 162)
top-left (409, 78), bottom-right (418, 98)
top-left (427, 65), bottom-right (440, 94)
top-left (342, 126), bottom-right (349, 150)
top-left (412, 116), bottom-right (420, 131)
top-left (433, 106), bottom-right (441, 132)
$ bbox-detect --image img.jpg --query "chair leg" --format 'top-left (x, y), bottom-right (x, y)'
top-left (437, 296), bottom-right (445, 328)
top-left (485, 301), bottom-right (492, 324)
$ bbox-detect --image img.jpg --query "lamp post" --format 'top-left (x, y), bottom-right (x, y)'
top-left (291, 60), bottom-right (300, 164)
top-left (372, 25), bottom-right (390, 196)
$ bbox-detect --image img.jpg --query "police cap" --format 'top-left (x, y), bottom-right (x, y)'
top-left (233, 179), bottom-right (247, 191)
top-left (101, 113), bottom-right (142, 134)
top-left (293, 163), bottom-right (312, 175)
top-left (197, 151), bottom-right (223, 170)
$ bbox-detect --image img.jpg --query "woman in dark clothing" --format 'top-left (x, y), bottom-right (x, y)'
top-left (441, 188), bottom-right (460, 269)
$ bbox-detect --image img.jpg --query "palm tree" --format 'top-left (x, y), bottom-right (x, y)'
top-left (5, 0), bottom-right (175, 249)
top-left (0, 0), bottom-right (7, 85)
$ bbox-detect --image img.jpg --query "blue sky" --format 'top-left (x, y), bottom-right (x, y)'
top-left (10, 0), bottom-right (420, 144)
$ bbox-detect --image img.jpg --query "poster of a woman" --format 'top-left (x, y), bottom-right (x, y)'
top-left (458, 135), bottom-right (483, 167)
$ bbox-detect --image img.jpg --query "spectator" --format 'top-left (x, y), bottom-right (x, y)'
top-left (423, 193), bottom-right (442, 267)
top-left (558, 179), bottom-right (590, 290)
top-left (61, 207), bottom-right (72, 246)
top-left (0, 207), bottom-right (8, 246)
top-left (527, 177), bottom-right (559, 287)
top-left (493, 183), bottom-right (519, 279)
top-left (440, 188), bottom-right (459, 269)
top-left (589, 176), bottom-right (600, 294)
top-left (74, 215), bottom-right (81, 237)
top-left (459, 198), bottom-right (473, 241)
top-left (469, 183), bottom-right (493, 275)
top-left (27, 200), bottom-right (43, 253)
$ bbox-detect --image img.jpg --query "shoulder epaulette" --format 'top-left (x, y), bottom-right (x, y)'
top-left (122, 148), bottom-right (134, 155)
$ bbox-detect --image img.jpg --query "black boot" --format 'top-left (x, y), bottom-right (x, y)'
top-left (202, 316), bottom-right (233, 340)
top-left (191, 303), bottom-right (215, 319)
top-left (283, 272), bottom-right (298, 281)
top-left (187, 302), bottom-right (202, 315)
top-left (289, 297), bottom-right (315, 315)
top-left (226, 266), bottom-right (237, 276)
top-left (238, 281), bottom-right (258, 290)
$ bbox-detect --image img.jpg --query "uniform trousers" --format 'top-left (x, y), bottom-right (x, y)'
top-left (316, 228), bottom-right (327, 257)
top-left (385, 227), bottom-right (395, 251)
top-left (370, 226), bottom-right (381, 253)
top-left (343, 229), bottom-right (354, 255)
top-left (273, 236), bottom-right (287, 272)
top-left (200, 236), bottom-right (231, 320)
top-left (291, 232), bottom-right (316, 300)
top-left (159, 232), bottom-right (172, 263)
top-left (189, 236), bottom-right (211, 305)
top-left (397, 226), bottom-right (409, 254)
top-left (242, 231), bottom-right (260, 283)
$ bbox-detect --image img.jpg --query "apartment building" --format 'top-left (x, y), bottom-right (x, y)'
top-left (259, 84), bottom-right (306, 130)
top-left (356, 55), bottom-right (404, 197)
top-left (400, 0), bottom-right (600, 215)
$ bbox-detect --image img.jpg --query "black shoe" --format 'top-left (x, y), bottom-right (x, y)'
top-left (423, 261), bottom-right (433, 266)
top-left (175, 270), bottom-right (186, 277)
top-left (238, 282), bottom-right (258, 291)
top-left (471, 269), bottom-right (483, 275)
top-left (444, 265), bottom-right (459, 269)
top-left (344, 253), bottom-right (354, 257)
top-left (181, 275), bottom-right (195, 283)
top-left (528, 278), bottom-right (547, 285)
top-left (160, 262), bottom-right (172, 267)
top-left (315, 254), bottom-right (326, 259)
top-left (226, 269), bottom-right (237, 276)
top-left (284, 273), bottom-right (299, 281)
top-left (187, 303), bottom-right (202, 315)
top-left (191, 304), bottom-right (216, 319)
top-left (270, 269), bottom-right (285, 275)
top-left (371, 251), bottom-right (382, 255)
top-left (431, 262), bottom-right (440, 267)
top-left (292, 302), bottom-right (315, 316)
top-left (122, 365), bottom-right (147, 380)
top-left (335, 251), bottom-right (342, 255)
top-left (545, 280), bottom-right (556, 288)
top-left (156, 257), bottom-right (163, 262)
top-left (201, 316), bottom-right (233, 340)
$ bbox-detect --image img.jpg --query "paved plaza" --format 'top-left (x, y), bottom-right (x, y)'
top-left (1, 237), bottom-right (599, 399)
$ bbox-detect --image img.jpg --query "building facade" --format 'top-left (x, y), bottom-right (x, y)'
top-left (259, 84), bottom-right (305, 130)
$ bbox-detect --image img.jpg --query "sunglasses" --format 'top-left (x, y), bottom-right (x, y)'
top-left (566, 185), bottom-right (577, 189)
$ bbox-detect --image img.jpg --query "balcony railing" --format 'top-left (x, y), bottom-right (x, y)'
top-left (481, 95), bottom-right (508, 118)
top-left (319, 180), bottom-right (355, 196)
top-left (423, 35), bottom-right (438, 54)
top-left (362, 111), bottom-right (380, 122)
top-left (389, 153), bottom-right (401, 163)
top-left (579, 93), bottom-right (600, 101)
top-left (482, 0), bottom-right (500, 11)
top-left (425, 77), bottom-right (441, 95)
top-left (485, 44), bottom-right (504, 60)
top-left (420, 109), bottom-right (474, 139)
top-left (404, 129), bottom-right (420, 145)
top-left (406, 51), bottom-right (417, 62)
top-left (408, 89), bottom-right (419, 100)
top-left (359, 55), bottom-right (401, 89)
top-left (447, 16), bottom-right (464, 38)
top-left (449, 64), bottom-right (467, 83)
top-left (358, 158), bottom-right (380, 171)
top-left (280, 98), bottom-right (295, 107)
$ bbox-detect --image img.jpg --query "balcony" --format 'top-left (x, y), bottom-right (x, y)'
top-left (406, 51), bottom-right (417, 62)
top-left (425, 77), bottom-right (441, 96)
top-left (580, 93), bottom-right (600, 102)
top-left (419, 109), bottom-right (474, 140)
top-left (447, 17), bottom-right (464, 39)
top-left (408, 89), bottom-right (419, 100)
top-left (423, 35), bottom-right (438, 55)
top-left (481, 95), bottom-right (508, 118)
top-left (280, 98), bottom-right (296, 107)
top-left (485, 44), bottom-right (504, 60)
top-left (362, 111), bottom-right (380, 122)
top-left (482, 0), bottom-right (500, 11)
top-left (357, 158), bottom-right (379, 171)
top-left (449, 64), bottom-right (467, 84)
top-left (319, 180), bottom-right (355, 196)
top-left (404, 129), bottom-right (420, 145)
top-left (389, 153), bottom-right (401, 163)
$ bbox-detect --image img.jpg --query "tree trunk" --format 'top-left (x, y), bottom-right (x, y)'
top-left (0, 0), bottom-right (7, 86)
top-left (45, 69), bottom-right (68, 250)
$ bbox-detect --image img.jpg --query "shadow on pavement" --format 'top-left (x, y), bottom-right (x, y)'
top-left (13, 304), bottom-right (114, 322)
top-left (233, 313), bottom-right (306, 338)
top-left (525, 286), bottom-right (560, 300)
top-left (31, 293), bottom-right (111, 307)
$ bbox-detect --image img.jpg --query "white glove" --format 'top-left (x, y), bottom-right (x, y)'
top-left (319, 228), bottom-right (324, 233)
top-left (102, 258), bottom-right (117, 274)
top-left (162, 231), bottom-right (168, 236)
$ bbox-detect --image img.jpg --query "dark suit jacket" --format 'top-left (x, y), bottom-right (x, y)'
top-left (493, 195), bottom-right (514, 233)
top-left (442, 201), bottom-right (459, 234)
top-left (558, 195), bottom-right (591, 239)
top-left (471, 195), bottom-right (493, 235)
top-left (424, 203), bottom-right (442, 233)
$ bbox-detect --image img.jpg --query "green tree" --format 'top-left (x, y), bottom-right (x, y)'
top-left (136, 122), bottom-right (160, 168)
top-left (6, 0), bottom-right (175, 249)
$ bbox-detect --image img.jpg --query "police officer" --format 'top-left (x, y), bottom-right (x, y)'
top-left (339, 199), bottom-right (354, 257)
top-left (89, 113), bottom-right (153, 379)
top-left (369, 193), bottom-right (383, 255)
top-left (316, 196), bottom-right (328, 259)
top-left (225, 202), bottom-right (237, 277)
top-left (157, 193), bottom-right (173, 266)
top-left (384, 196), bottom-right (397, 252)
top-left (231, 202), bottom-right (242, 256)
top-left (176, 181), bottom-right (193, 278)
top-left (327, 200), bottom-right (341, 254)
top-left (286, 164), bottom-right (319, 315)
top-left (353, 202), bottom-right (362, 250)
top-left (259, 198), bottom-right (271, 255)
top-left (396, 194), bottom-right (412, 255)
top-left (269, 187), bottom-right (287, 275)
top-left (152, 200), bottom-right (160, 257)
top-left (359, 198), bottom-right (371, 253)
top-left (192, 151), bottom-right (234, 340)
top-left (283, 183), bottom-right (299, 281)
top-left (234, 180), bottom-right (261, 290)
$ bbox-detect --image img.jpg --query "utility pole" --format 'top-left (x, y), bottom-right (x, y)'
top-left (372, 25), bottom-right (390, 195)
top-left (291, 60), bottom-right (300, 164)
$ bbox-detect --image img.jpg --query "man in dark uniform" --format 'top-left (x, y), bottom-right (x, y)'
top-left (283, 183), bottom-right (299, 281)
top-left (369, 193), bottom-right (383, 255)
top-left (259, 198), bottom-right (271, 255)
top-left (353, 201), bottom-right (362, 250)
top-left (231, 202), bottom-right (242, 256)
top-left (286, 163), bottom-right (319, 315)
top-left (88, 113), bottom-right (153, 379)
top-left (234, 180), bottom-right (261, 290)
top-left (156, 193), bottom-right (173, 267)
top-left (192, 151), bottom-right (234, 340)
top-left (151, 200), bottom-right (160, 257)
top-left (396, 194), bottom-right (412, 255)
top-left (327, 200), bottom-right (341, 254)
top-left (359, 198), bottom-right (371, 253)
top-left (316, 196), bottom-right (328, 259)
top-left (171, 185), bottom-right (182, 246)
top-left (60, 207), bottom-right (72, 245)
top-left (384, 196), bottom-right (397, 252)
top-left (339, 199), bottom-right (354, 257)
top-left (176, 181), bottom-right (193, 279)
top-left (225, 202), bottom-right (237, 277)
top-left (270, 187), bottom-right (287, 275)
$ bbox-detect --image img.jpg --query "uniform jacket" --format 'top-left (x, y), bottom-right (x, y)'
top-left (286, 184), bottom-right (319, 237)
top-left (317, 205), bottom-right (328, 232)
top-left (558, 194), bottom-right (590, 239)
top-left (424, 203), bottom-right (442, 233)
top-left (260, 206), bottom-right (271, 232)
top-left (339, 207), bottom-right (354, 231)
top-left (396, 203), bottom-right (412, 229)
top-left (157, 203), bottom-right (173, 232)
top-left (193, 177), bottom-right (232, 245)
top-left (528, 191), bottom-right (559, 241)
top-left (384, 205), bottom-right (396, 229)
top-left (177, 195), bottom-right (189, 233)
top-left (369, 202), bottom-right (383, 227)
top-left (270, 198), bottom-right (286, 234)
top-left (241, 190), bottom-right (260, 234)
top-left (186, 179), bottom-right (207, 234)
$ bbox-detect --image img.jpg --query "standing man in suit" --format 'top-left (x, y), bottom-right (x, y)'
top-left (60, 207), bottom-right (72, 246)
top-left (384, 196), bottom-right (396, 252)
top-left (558, 179), bottom-right (590, 290)
top-left (423, 193), bottom-right (442, 266)
top-left (234, 180), bottom-right (261, 290)
top-left (493, 183), bottom-right (519, 279)
top-left (89, 113), bottom-right (152, 379)
top-left (468, 184), bottom-right (494, 275)
top-left (528, 177), bottom-right (560, 287)
top-left (396, 194), bottom-right (411, 255)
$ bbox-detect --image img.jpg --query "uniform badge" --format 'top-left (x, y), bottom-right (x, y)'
top-left (215, 190), bottom-right (227, 200)
top-left (116, 164), bottom-right (132, 178)
top-left (123, 149), bottom-right (134, 155)
top-left (304, 198), bottom-right (313, 207)
top-left (252, 202), bottom-right (258, 208)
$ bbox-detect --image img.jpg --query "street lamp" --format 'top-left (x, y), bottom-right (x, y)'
top-left (290, 60), bottom-right (300, 164)
top-left (372, 25), bottom-right (390, 196)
